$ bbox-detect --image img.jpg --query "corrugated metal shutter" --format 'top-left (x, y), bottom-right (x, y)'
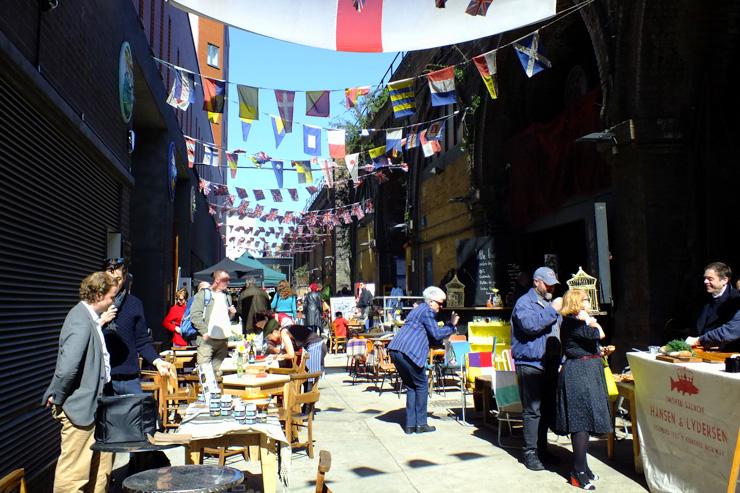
top-left (0, 73), bottom-right (123, 480)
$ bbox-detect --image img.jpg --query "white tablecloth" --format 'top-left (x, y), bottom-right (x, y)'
top-left (627, 352), bottom-right (740, 493)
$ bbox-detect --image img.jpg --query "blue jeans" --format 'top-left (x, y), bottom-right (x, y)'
top-left (390, 350), bottom-right (428, 428)
top-left (110, 378), bottom-right (143, 395)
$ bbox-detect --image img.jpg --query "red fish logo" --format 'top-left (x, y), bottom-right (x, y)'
top-left (670, 368), bottom-right (699, 395)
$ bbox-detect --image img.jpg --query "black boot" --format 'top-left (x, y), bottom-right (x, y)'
top-left (523, 451), bottom-right (545, 471)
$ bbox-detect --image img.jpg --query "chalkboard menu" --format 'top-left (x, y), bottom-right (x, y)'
top-left (456, 236), bottom-right (496, 306)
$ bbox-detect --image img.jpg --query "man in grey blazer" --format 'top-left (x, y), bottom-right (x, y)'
top-left (43, 271), bottom-right (118, 493)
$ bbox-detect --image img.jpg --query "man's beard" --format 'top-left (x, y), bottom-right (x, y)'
top-left (544, 292), bottom-right (553, 301)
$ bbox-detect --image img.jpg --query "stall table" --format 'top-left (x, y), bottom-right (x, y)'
top-left (627, 351), bottom-right (740, 493)
top-left (221, 372), bottom-right (290, 399)
top-left (606, 381), bottom-right (641, 473)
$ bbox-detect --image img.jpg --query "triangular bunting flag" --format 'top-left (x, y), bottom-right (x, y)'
top-left (271, 160), bottom-right (284, 189)
top-left (306, 90), bottom-right (330, 117)
top-left (237, 85), bottom-right (259, 120)
top-left (465, 0), bottom-right (493, 16)
top-left (513, 31), bottom-right (551, 78)
top-left (274, 90), bottom-right (295, 133)
top-left (271, 114), bottom-right (286, 148)
top-left (427, 66), bottom-right (456, 106)
top-left (240, 118), bottom-right (253, 142)
top-left (473, 49), bottom-right (499, 99)
top-left (328, 129), bottom-right (346, 158)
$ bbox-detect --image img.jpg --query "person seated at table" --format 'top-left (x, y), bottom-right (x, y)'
top-left (162, 288), bottom-right (189, 347)
top-left (555, 289), bottom-right (612, 490)
top-left (265, 316), bottom-right (327, 374)
top-left (387, 286), bottom-right (459, 435)
top-left (686, 261), bottom-right (740, 352)
top-left (255, 311), bottom-right (279, 354)
top-left (332, 311), bottom-right (349, 339)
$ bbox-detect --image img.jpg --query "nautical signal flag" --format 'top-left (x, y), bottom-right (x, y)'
top-left (203, 144), bottom-right (219, 166)
top-left (513, 31), bottom-right (551, 78)
top-left (237, 85), bottom-right (259, 120)
top-left (345, 86), bottom-right (370, 108)
top-left (274, 90), bottom-right (295, 133)
top-left (303, 125), bottom-right (322, 156)
top-left (240, 119), bottom-right (253, 142)
top-left (427, 120), bottom-right (446, 141)
top-left (166, 69), bottom-right (195, 110)
top-left (271, 160), bottom-right (284, 189)
top-left (369, 145), bottom-right (389, 169)
top-left (207, 112), bottom-right (220, 124)
top-left (420, 129), bottom-right (441, 157)
top-left (473, 49), bottom-right (499, 99)
top-left (388, 78), bottom-right (415, 119)
top-left (226, 152), bottom-right (238, 179)
top-left (427, 66), bottom-right (456, 107)
top-left (328, 129), bottom-right (346, 158)
top-left (345, 152), bottom-right (359, 181)
top-left (202, 77), bottom-right (225, 113)
top-left (293, 161), bottom-right (314, 184)
top-left (271, 115), bottom-right (286, 148)
top-left (306, 90), bottom-right (330, 117)
top-left (185, 137), bottom-right (196, 168)
top-left (320, 159), bottom-right (334, 188)
top-left (385, 129), bottom-right (403, 155)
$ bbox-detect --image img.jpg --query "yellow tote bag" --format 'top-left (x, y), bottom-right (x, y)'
top-left (603, 357), bottom-right (618, 401)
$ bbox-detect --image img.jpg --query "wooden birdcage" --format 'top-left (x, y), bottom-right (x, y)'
top-left (445, 275), bottom-right (466, 308)
top-left (566, 267), bottom-right (600, 314)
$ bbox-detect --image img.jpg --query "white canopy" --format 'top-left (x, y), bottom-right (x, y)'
top-left (169, 0), bottom-right (557, 53)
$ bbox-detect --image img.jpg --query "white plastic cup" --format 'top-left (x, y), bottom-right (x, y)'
top-left (648, 346), bottom-right (660, 354)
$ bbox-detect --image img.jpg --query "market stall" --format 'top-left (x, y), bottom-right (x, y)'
top-left (627, 352), bottom-right (740, 493)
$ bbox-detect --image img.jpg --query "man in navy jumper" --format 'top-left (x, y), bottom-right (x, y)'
top-left (511, 266), bottom-right (563, 471)
top-left (103, 257), bottom-right (170, 394)
top-left (686, 261), bottom-right (740, 352)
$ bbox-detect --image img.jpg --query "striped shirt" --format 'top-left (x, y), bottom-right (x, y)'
top-left (388, 302), bottom-right (455, 367)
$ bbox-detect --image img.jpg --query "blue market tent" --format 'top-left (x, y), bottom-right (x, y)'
top-left (234, 253), bottom-right (287, 286)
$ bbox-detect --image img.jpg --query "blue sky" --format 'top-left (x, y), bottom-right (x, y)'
top-left (225, 29), bottom-right (400, 217)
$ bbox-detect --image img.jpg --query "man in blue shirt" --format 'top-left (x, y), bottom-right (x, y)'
top-left (511, 266), bottom-right (563, 471)
top-left (389, 286), bottom-right (459, 434)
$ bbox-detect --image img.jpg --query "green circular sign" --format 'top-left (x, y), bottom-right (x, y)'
top-left (118, 42), bottom-right (134, 123)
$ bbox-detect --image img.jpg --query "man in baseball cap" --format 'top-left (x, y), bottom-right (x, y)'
top-left (511, 266), bottom-right (563, 471)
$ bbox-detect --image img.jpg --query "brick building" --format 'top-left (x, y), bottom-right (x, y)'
top-left (0, 1), bottom-right (226, 487)
top-left (327, 0), bottom-right (740, 365)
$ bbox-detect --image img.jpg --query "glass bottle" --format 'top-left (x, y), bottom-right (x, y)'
top-left (248, 343), bottom-right (256, 364)
top-left (236, 352), bottom-right (244, 377)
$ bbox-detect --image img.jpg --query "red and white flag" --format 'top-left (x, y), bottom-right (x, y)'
top-left (320, 159), bottom-right (335, 188)
top-left (420, 129), bottom-right (441, 157)
top-left (345, 152), bottom-right (359, 181)
top-left (328, 129), bottom-right (346, 158)
top-left (185, 137), bottom-right (196, 168)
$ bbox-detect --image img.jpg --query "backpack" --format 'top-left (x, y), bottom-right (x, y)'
top-left (180, 289), bottom-right (212, 339)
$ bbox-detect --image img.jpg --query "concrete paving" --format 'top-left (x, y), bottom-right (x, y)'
top-left (113, 353), bottom-right (649, 492)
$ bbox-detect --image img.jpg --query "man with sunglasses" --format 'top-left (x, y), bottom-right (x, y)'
top-left (388, 286), bottom-right (459, 434)
top-left (102, 257), bottom-right (171, 395)
top-left (190, 269), bottom-right (236, 374)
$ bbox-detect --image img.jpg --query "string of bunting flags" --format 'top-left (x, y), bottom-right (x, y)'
top-left (159, 0), bottom-right (591, 134)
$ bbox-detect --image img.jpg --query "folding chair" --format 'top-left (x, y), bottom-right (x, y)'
top-left (434, 341), bottom-right (471, 423)
top-left (315, 450), bottom-right (332, 493)
top-left (492, 370), bottom-right (524, 448)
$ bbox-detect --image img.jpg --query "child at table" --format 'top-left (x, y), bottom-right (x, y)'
top-left (332, 311), bottom-right (349, 339)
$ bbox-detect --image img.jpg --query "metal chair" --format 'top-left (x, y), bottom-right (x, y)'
top-left (492, 370), bottom-right (524, 448)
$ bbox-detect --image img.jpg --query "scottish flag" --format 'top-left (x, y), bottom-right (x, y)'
top-left (513, 31), bottom-right (551, 78)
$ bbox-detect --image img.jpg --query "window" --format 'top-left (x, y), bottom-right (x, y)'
top-left (207, 44), bottom-right (220, 68)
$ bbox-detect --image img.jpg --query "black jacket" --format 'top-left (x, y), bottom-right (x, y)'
top-left (697, 287), bottom-right (740, 335)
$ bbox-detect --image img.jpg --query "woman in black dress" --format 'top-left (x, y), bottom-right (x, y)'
top-left (555, 289), bottom-right (612, 490)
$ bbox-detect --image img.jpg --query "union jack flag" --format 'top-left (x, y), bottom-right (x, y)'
top-left (199, 179), bottom-right (211, 195)
top-left (265, 208), bottom-right (279, 222)
top-left (270, 189), bottom-right (283, 202)
top-left (282, 211), bottom-right (294, 224)
top-left (252, 204), bottom-right (264, 218)
top-left (365, 199), bottom-right (375, 214)
top-left (352, 203), bottom-right (364, 220)
top-left (236, 187), bottom-right (249, 199)
top-left (306, 185), bottom-right (319, 194)
top-left (288, 188), bottom-right (299, 201)
top-left (342, 208), bottom-right (353, 224)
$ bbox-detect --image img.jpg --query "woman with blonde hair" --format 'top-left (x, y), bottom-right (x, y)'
top-left (555, 289), bottom-right (612, 490)
top-left (271, 280), bottom-right (297, 320)
top-left (162, 288), bottom-right (189, 347)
